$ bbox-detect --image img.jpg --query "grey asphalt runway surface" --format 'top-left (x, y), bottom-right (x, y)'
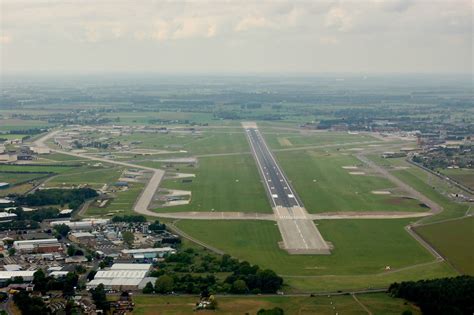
top-left (244, 125), bottom-right (331, 254)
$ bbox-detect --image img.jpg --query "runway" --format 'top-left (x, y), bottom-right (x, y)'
top-left (243, 122), bottom-right (331, 254)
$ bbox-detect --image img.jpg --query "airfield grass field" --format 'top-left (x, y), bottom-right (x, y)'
top-left (274, 149), bottom-right (427, 213)
top-left (0, 118), bottom-right (52, 131)
top-left (85, 182), bottom-right (145, 217)
top-left (262, 131), bottom-right (377, 149)
top-left (129, 293), bottom-right (420, 315)
top-left (46, 166), bottom-right (123, 189)
top-left (155, 154), bottom-right (272, 213)
top-left (439, 168), bottom-right (474, 190)
top-left (388, 164), bottom-right (469, 222)
top-left (415, 216), bottom-right (474, 275)
top-left (0, 172), bottom-right (49, 185)
top-left (116, 130), bottom-right (250, 155)
top-left (175, 219), bottom-right (456, 291)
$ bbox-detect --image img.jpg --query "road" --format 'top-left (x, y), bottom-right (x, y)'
top-left (243, 122), bottom-right (331, 254)
top-left (34, 130), bottom-right (165, 217)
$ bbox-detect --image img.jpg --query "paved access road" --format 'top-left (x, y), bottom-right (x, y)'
top-left (34, 130), bottom-right (164, 217)
top-left (244, 123), bottom-right (331, 254)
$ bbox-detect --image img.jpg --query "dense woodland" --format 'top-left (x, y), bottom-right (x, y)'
top-left (389, 276), bottom-right (474, 315)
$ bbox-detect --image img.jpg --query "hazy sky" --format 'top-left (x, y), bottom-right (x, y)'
top-left (0, 0), bottom-right (472, 75)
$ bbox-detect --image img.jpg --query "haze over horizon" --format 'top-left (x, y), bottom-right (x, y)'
top-left (1, 0), bottom-right (472, 75)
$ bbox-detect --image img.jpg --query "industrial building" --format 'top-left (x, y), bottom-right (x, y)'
top-left (68, 232), bottom-right (96, 246)
top-left (120, 247), bottom-right (176, 259)
top-left (50, 219), bottom-right (109, 230)
top-left (86, 263), bottom-right (154, 291)
top-left (13, 238), bottom-right (62, 254)
top-left (0, 270), bottom-right (36, 287)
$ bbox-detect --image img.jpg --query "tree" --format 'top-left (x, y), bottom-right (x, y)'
top-left (257, 307), bottom-right (284, 315)
top-left (231, 280), bottom-right (248, 294)
top-left (90, 284), bottom-right (109, 311)
top-left (155, 275), bottom-right (174, 294)
top-left (54, 224), bottom-right (70, 237)
top-left (67, 244), bottom-right (76, 256)
top-left (122, 231), bottom-right (134, 247)
top-left (142, 281), bottom-right (154, 294)
top-left (8, 248), bottom-right (15, 256)
top-left (33, 269), bottom-right (47, 292)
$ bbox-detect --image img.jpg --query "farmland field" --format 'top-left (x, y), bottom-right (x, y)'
top-left (415, 216), bottom-right (474, 275)
top-left (129, 293), bottom-right (420, 315)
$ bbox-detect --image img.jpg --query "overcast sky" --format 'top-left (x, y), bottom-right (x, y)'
top-left (0, 0), bottom-right (472, 75)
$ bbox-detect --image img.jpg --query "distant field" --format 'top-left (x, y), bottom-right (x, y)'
top-left (275, 150), bottom-right (427, 213)
top-left (439, 168), bottom-right (474, 190)
top-left (0, 118), bottom-right (52, 131)
top-left (117, 130), bottom-right (249, 155)
top-left (262, 131), bottom-right (377, 150)
top-left (103, 111), bottom-right (219, 125)
top-left (130, 293), bottom-right (420, 315)
top-left (155, 154), bottom-right (272, 213)
top-left (415, 216), bottom-right (474, 275)
top-left (0, 172), bottom-right (49, 185)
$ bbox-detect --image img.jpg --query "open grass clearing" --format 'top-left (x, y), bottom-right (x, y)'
top-left (46, 166), bottom-right (124, 189)
top-left (176, 219), bottom-right (439, 277)
top-left (175, 219), bottom-right (456, 292)
top-left (116, 130), bottom-right (249, 155)
top-left (154, 155), bottom-right (272, 213)
top-left (415, 216), bottom-right (474, 275)
top-left (275, 150), bottom-right (428, 213)
top-left (85, 182), bottom-right (144, 217)
top-left (130, 293), bottom-right (419, 315)
top-left (439, 168), bottom-right (474, 190)
top-left (263, 131), bottom-right (377, 150)
top-left (0, 172), bottom-right (49, 185)
top-left (0, 118), bottom-right (52, 131)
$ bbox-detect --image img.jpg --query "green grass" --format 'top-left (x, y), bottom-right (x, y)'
top-left (85, 182), bottom-right (144, 216)
top-left (175, 219), bottom-right (457, 291)
top-left (263, 131), bottom-right (377, 149)
top-left (0, 118), bottom-right (52, 131)
top-left (130, 293), bottom-right (419, 315)
top-left (154, 155), bottom-right (272, 213)
top-left (275, 150), bottom-right (427, 213)
top-left (0, 172), bottom-right (49, 185)
top-left (356, 293), bottom-right (421, 315)
top-left (415, 216), bottom-right (474, 275)
top-left (390, 166), bottom-right (469, 223)
top-left (117, 130), bottom-right (250, 155)
top-left (439, 168), bottom-right (474, 190)
top-left (46, 166), bottom-right (123, 189)
top-left (0, 164), bottom-right (77, 173)
top-left (175, 219), bottom-right (446, 278)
